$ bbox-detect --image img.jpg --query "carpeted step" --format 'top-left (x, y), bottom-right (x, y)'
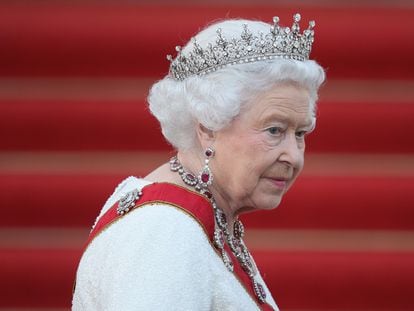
top-left (0, 100), bottom-right (169, 151)
top-left (2, 228), bottom-right (414, 253)
top-left (1, 152), bottom-right (412, 177)
top-left (1, 248), bottom-right (413, 310)
top-left (255, 250), bottom-right (414, 311)
top-left (0, 248), bottom-right (81, 308)
top-left (0, 4), bottom-right (413, 79)
top-left (1, 78), bottom-right (413, 103)
top-left (1, 174), bottom-right (413, 229)
top-left (243, 175), bottom-right (414, 230)
top-left (1, 100), bottom-right (413, 153)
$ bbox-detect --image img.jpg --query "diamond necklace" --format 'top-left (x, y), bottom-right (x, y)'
top-left (169, 156), bottom-right (267, 304)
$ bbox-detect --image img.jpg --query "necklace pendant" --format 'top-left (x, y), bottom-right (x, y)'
top-left (198, 165), bottom-right (213, 188)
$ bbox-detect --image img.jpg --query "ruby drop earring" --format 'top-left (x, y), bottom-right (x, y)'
top-left (197, 147), bottom-right (214, 189)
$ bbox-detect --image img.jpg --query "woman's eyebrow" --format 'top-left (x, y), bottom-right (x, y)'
top-left (299, 119), bottom-right (315, 130)
top-left (259, 113), bottom-right (290, 125)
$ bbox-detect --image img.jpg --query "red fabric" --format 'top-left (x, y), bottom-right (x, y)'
top-left (86, 182), bottom-right (274, 310)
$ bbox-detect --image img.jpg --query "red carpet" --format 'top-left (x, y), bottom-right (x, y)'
top-left (0, 4), bottom-right (413, 79)
top-left (0, 249), bottom-right (82, 308)
top-left (255, 250), bottom-right (414, 311)
top-left (1, 100), bottom-right (413, 153)
top-left (1, 248), bottom-right (413, 310)
top-left (0, 2), bottom-right (413, 310)
top-left (0, 100), bottom-right (169, 151)
top-left (1, 174), bottom-right (413, 230)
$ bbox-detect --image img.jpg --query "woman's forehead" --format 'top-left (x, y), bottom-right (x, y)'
top-left (245, 84), bottom-right (311, 117)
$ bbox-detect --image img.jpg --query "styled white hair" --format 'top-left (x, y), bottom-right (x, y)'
top-left (148, 19), bottom-right (325, 151)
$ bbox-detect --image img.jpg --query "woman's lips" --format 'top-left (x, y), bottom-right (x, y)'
top-left (268, 178), bottom-right (288, 190)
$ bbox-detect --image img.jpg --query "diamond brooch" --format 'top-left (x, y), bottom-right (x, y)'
top-left (117, 189), bottom-right (142, 215)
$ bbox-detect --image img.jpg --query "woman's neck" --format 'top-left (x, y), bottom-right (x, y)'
top-left (146, 151), bottom-right (240, 230)
top-left (178, 150), bottom-right (239, 228)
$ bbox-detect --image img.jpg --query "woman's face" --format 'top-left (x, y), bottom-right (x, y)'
top-left (210, 83), bottom-right (314, 214)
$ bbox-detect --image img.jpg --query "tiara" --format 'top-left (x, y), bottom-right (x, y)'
top-left (167, 13), bottom-right (315, 81)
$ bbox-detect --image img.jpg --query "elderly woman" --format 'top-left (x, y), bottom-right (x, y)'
top-left (73, 13), bottom-right (325, 311)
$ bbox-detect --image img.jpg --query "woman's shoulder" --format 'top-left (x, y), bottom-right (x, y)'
top-left (89, 177), bottom-right (214, 256)
top-left (102, 176), bottom-right (151, 213)
top-left (91, 176), bottom-right (150, 227)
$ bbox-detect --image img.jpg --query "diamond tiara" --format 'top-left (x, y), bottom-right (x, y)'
top-left (167, 13), bottom-right (316, 81)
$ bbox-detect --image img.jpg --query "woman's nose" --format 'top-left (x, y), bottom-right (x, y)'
top-left (278, 133), bottom-right (304, 167)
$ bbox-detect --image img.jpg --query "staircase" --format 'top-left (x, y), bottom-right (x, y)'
top-left (1, 2), bottom-right (413, 310)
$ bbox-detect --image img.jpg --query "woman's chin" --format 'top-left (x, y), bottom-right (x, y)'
top-left (262, 198), bottom-right (283, 211)
top-left (239, 197), bottom-right (283, 215)
top-left (257, 191), bottom-right (285, 210)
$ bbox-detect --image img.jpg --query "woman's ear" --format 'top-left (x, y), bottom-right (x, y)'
top-left (196, 123), bottom-right (215, 148)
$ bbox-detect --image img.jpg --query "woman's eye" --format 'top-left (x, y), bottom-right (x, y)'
top-left (267, 127), bottom-right (283, 135)
top-left (296, 130), bottom-right (307, 139)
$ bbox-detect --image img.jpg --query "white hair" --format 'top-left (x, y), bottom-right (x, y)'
top-left (148, 19), bottom-right (326, 151)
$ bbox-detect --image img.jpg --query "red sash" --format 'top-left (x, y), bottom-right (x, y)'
top-left (86, 182), bottom-right (274, 311)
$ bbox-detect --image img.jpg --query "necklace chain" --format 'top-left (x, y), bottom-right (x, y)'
top-left (169, 156), bottom-right (267, 304)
